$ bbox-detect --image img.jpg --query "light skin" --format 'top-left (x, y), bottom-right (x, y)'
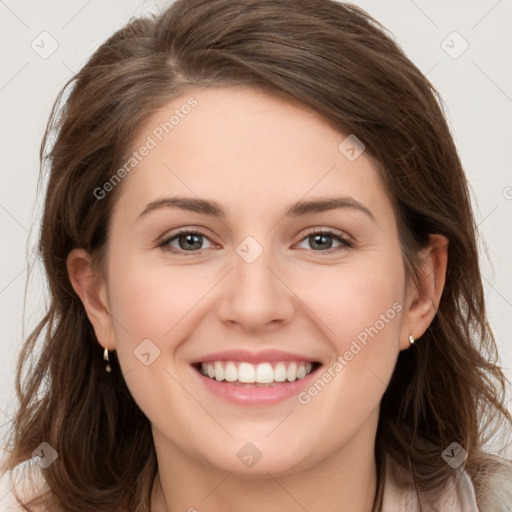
top-left (67, 86), bottom-right (448, 512)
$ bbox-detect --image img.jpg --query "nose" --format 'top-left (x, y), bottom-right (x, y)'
top-left (215, 239), bottom-right (296, 334)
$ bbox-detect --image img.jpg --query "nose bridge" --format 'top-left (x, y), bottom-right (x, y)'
top-left (236, 235), bottom-right (274, 288)
top-left (234, 233), bottom-right (279, 301)
top-left (216, 232), bottom-right (294, 331)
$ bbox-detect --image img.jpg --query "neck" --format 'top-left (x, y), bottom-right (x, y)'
top-left (150, 410), bottom-right (380, 512)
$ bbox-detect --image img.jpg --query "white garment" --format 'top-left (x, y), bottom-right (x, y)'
top-left (381, 455), bottom-right (480, 511)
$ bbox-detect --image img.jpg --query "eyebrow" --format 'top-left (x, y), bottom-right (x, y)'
top-left (137, 196), bottom-right (375, 222)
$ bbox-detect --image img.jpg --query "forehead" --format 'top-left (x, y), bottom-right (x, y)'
top-left (113, 86), bottom-right (393, 223)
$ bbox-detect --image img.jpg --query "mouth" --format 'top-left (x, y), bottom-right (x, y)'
top-left (192, 360), bottom-right (322, 387)
top-left (192, 359), bottom-right (322, 407)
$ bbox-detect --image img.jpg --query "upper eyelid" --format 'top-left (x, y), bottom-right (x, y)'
top-left (159, 227), bottom-right (217, 245)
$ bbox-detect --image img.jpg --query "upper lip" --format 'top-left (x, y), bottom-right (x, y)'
top-left (191, 349), bottom-right (320, 365)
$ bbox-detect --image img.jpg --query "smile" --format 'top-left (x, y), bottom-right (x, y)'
top-left (196, 360), bottom-right (319, 385)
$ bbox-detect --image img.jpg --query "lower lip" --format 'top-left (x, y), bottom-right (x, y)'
top-left (192, 365), bottom-right (320, 405)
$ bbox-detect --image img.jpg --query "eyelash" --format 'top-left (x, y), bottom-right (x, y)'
top-left (158, 228), bottom-right (354, 256)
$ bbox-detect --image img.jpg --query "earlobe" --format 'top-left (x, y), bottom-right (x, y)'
top-left (400, 234), bottom-right (449, 350)
top-left (66, 248), bottom-right (116, 350)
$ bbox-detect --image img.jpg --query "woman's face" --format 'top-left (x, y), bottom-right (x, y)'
top-left (87, 86), bottom-right (416, 475)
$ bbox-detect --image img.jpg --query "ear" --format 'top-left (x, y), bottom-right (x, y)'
top-left (66, 248), bottom-right (116, 351)
top-left (400, 234), bottom-right (449, 350)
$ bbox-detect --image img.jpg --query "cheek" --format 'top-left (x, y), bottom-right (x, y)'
top-left (294, 254), bottom-right (404, 398)
top-left (104, 256), bottom-right (206, 427)
top-left (293, 275), bottom-right (402, 433)
top-left (297, 258), bottom-right (404, 346)
top-left (107, 255), bottom-right (209, 343)
top-left (337, 276), bottom-right (402, 356)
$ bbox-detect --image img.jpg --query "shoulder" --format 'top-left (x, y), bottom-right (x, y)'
top-left (0, 459), bottom-right (49, 512)
top-left (382, 454), bottom-right (480, 511)
top-left (0, 475), bottom-right (19, 511)
top-left (382, 453), bottom-right (512, 511)
top-left (471, 454), bottom-right (512, 512)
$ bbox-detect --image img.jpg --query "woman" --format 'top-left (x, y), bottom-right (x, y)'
top-left (2, 0), bottom-right (511, 510)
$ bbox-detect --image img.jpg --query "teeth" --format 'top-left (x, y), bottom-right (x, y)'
top-left (274, 362), bottom-right (287, 382)
top-left (225, 362), bottom-right (237, 382)
top-left (287, 362), bottom-right (297, 382)
top-left (255, 362), bottom-right (274, 383)
top-left (214, 361), bottom-right (225, 382)
top-left (239, 362), bottom-right (255, 383)
top-left (199, 361), bottom-right (314, 384)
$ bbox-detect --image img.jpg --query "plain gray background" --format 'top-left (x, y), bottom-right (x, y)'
top-left (1, 0), bottom-right (511, 457)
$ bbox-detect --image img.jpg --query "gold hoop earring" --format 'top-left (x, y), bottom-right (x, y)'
top-left (409, 334), bottom-right (415, 345)
top-left (104, 348), bottom-right (112, 373)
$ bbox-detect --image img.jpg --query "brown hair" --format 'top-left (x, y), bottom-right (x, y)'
top-left (3, 0), bottom-right (511, 510)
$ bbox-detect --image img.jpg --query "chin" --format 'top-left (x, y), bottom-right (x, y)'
top-left (197, 433), bottom-right (318, 477)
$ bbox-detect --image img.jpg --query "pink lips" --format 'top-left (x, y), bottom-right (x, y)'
top-left (190, 349), bottom-right (321, 406)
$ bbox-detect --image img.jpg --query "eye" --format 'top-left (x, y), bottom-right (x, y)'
top-left (158, 228), bottom-right (353, 256)
top-left (295, 229), bottom-right (354, 254)
top-left (159, 230), bottom-right (215, 254)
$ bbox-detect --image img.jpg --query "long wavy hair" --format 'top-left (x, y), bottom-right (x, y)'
top-left (2, 0), bottom-right (511, 510)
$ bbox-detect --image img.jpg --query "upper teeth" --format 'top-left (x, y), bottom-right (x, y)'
top-left (200, 361), bottom-right (313, 383)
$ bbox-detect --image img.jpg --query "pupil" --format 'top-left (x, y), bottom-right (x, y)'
top-left (180, 233), bottom-right (202, 250)
top-left (311, 234), bottom-right (332, 250)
